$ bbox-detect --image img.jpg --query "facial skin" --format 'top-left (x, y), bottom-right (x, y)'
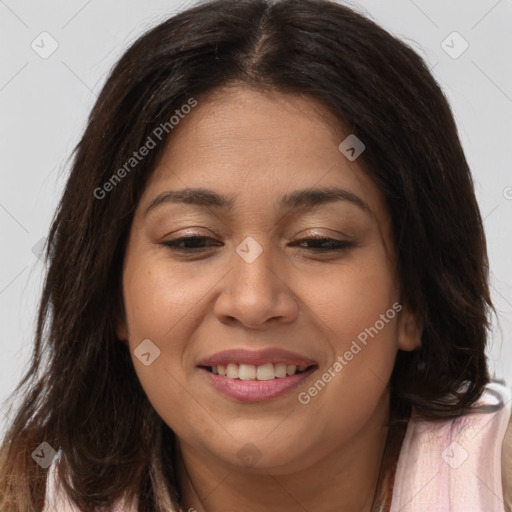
top-left (117, 84), bottom-right (422, 512)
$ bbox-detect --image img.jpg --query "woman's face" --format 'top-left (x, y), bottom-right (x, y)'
top-left (118, 85), bottom-right (420, 474)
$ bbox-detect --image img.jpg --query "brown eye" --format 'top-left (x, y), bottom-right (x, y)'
top-left (161, 236), bottom-right (222, 252)
top-left (291, 237), bottom-right (353, 252)
top-left (160, 235), bottom-right (353, 254)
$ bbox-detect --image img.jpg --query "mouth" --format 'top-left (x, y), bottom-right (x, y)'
top-left (197, 348), bottom-right (318, 402)
top-left (200, 362), bottom-right (316, 380)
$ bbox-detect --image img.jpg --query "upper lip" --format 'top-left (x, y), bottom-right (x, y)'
top-left (198, 348), bottom-right (318, 367)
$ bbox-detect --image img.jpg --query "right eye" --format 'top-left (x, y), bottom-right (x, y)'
top-left (161, 236), bottom-right (222, 252)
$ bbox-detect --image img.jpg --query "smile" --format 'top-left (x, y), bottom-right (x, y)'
top-left (206, 362), bottom-right (312, 380)
top-left (197, 347), bottom-right (318, 401)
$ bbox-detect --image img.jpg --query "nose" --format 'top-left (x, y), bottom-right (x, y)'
top-left (213, 237), bottom-right (299, 330)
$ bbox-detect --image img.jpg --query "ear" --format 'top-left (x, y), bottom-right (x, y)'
top-left (397, 304), bottom-right (422, 351)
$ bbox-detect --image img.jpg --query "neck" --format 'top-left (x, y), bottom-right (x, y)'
top-left (177, 391), bottom-right (400, 512)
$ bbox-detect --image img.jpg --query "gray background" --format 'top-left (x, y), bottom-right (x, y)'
top-left (1, 0), bottom-right (511, 433)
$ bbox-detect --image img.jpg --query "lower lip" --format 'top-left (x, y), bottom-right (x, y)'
top-left (199, 367), bottom-right (317, 402)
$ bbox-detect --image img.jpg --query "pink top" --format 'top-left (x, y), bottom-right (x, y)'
top-left (44, 382), bottom-right (511, 512)
top-left (390, 381), bottom-right (511, 512)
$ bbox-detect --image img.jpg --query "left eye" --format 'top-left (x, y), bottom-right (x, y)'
top-left (161, 236), bottom-right (352, 253)
top-left (291, 237), bottom-right (352, 251)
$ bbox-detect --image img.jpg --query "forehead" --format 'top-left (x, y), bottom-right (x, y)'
top-left (140, 85), bottom-right (388, 223)
top-left (158, 85), bottom-right (347, 173)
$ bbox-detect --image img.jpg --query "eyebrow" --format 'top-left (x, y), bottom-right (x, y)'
top-left (144, 186), bottom-right (371, 217)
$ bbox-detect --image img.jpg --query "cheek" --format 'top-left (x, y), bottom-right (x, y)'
top-left (122, 255), bottom-right (217, 339)
top-left (294, 249), bottom-right (399, 419)
top-left (303, 246), bottom-right (398, 349)
top-left (121, 257), bottom-right (203, 421)
top-left (122, 265), bottom-right (213, 443)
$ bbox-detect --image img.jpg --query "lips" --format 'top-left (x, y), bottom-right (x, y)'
top-left (197, 347), bottom-right (318, 367)
top-left (197, 348), bottom-right (318, 402)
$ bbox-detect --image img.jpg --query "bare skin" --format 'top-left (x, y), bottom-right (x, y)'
top-left (117, 84), bottom-right (422, 512)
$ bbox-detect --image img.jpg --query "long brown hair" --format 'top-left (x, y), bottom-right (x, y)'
top-left (0, 0), bottom-right (492, 510)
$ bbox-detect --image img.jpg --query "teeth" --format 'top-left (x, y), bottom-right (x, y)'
top-left (256, 363), bottom-right (275, 381)
top-left (226, 363), bottom-right (238, 379)
top-left (275, 363), bottom-right (287, 378)
top-left (239, 364), bottom-right (256, 380)
top-left (286, 364), bottom-right (296, 375)
top-left (210, 363), bottom-right (310, 380)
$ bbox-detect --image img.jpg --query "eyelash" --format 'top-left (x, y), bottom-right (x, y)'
top-left (161, 235), bottom-right (353, 253)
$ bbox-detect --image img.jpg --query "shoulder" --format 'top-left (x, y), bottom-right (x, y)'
top-left (503, 415), bottom-right (512, 512)
top-left (44, 454), bottom-right (139, 512)
top-left (391, 380), bottom-right (512, 512)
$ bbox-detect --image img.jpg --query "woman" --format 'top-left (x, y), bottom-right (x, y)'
top-left (1, 0), bottom-right (510, 511)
